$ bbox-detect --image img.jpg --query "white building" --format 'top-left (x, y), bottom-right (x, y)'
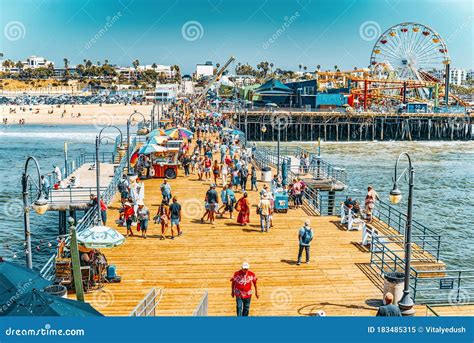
top-left (136, 64), bottom-right (174, 78)
top-left (23, 55), bottom-right (54, 69)
top-left (449, 68), bottom-right (467, 86)
top-left (153, 83), bottom-right (179, 102)
top-left (196, 62), bottom-right (214, 78)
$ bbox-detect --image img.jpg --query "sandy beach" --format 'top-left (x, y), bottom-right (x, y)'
top-left (0, 103), bottom-right (154, 125)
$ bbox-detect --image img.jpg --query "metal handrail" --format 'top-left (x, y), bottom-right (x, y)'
top-left (40, 133), bottom-right (137, 280)
top-left (192, 290), bottom-right (209, 316)
top-left (130, 287), bottom-right (163, 316)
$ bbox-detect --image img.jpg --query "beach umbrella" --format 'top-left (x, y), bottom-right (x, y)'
top-left (148, 135), bottom-right (170, 145)
top-left (146, 128), bottom-right (167, 137)
top-left (77, 225), bottom-right (125, 249)
top-left (164, 127), bottom-right (193, 139)
top-left (265, 102), bottom-right (278, 108)
top-left (223, 127), bottom-right (244, 136)
top-left (139, 144), bottom-right (168, 155)
top-left (2, 288), bottom-right (103, 316)
top-left (211, 112), bottom-right (222, 118)
top-left (0, 259), bottom-right (51, 307)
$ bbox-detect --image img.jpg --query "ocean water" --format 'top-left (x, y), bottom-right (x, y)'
top-left (0, 124), bottom-right (122, 270)
top-left (0, 125), bottom-right (472, 272)
top-left (281, 140), bottom-right (474, 270)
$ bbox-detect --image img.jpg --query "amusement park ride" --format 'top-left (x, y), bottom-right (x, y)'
top-left (317, 22), bottom-right (467, 110)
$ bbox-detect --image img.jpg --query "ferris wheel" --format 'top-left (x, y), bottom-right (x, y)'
top-left (370, 22), bottom-right (450, 82)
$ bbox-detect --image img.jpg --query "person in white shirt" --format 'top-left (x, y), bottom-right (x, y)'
top-left (53, 165), bottom-right (62, 183)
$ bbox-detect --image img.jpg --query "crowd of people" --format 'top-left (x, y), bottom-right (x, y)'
top-left (99, 100), bottom-right (388, 316)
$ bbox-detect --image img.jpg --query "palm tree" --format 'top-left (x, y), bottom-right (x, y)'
top-left (104, 59), bottom-right (109, 66)
top-left (152, 62), bottom-right (157, 69)
top-left (97, 61), bottom-right (101, 67)
top-left (334, 65), bottom-right (338, 71)
top-left (63, 58), bottom-right (70, 80)
top-left (298, 64), bottom-right (302, 71)
top-left (303, 66), bottom-right (307, 72)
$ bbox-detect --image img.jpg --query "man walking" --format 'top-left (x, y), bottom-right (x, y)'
top-left (230, 262), bottom-right (259, 316)
top-left (297, 219), bottom-right (313, 265)
top-left (258, 193), bottom-right (271, 233)
top-left (169, 196), bottom-right (182, 239)
top-left (41, 175), bottom-right (50, 199)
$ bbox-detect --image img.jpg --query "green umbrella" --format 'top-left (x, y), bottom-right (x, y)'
top-left (77, 225), bottom-right (125, 249)
top-left (2, 289), bottom-right (103, 316)
top-left (0, 260), bottom-right (51, 308)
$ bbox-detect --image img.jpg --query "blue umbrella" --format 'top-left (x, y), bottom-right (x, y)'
top-left (0, 260), bottom-right (51, 307)
top-left (2, 289), bottom-right (103, 316)
top-left (223, 127), bottom-right (244, 136)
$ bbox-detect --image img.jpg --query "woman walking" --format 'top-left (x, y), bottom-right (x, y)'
top-left (212, 160), bottom-right (220, 184)
top-left (221, 163), bottom-right (229, 187)
top-left (235, 192), bottom-right (250, 226)
top-left (156, 200), bottom-right (170, 240)
top-left (136, 201), bottom-right (150, 239)
top-left (123, 202), bottom-right (135, 237)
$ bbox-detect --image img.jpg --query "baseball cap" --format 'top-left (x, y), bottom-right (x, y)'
top-left (242, 262), bottom-right (250, 269)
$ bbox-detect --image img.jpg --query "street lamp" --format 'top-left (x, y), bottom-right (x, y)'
top-left (389, 152), bottom-right (415, 316)
top-left (96, 126), bottom-right (123, 225)
top-left (126, 111), bottom-right (147, 176)
top-left (22, 156), bottom-right (48, 269)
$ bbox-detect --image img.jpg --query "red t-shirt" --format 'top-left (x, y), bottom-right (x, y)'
top-left (231, 270), bottom-right (257, 299)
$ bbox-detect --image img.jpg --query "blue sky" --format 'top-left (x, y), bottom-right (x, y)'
top-left (1, 0), bottom-right (473, 74)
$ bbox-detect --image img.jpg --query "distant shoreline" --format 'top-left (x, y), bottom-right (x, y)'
top-left (0, 103), bottom-right (154, 125)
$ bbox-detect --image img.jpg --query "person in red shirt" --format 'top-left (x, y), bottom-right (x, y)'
top-left (230, 262), bottom-right (259, 316)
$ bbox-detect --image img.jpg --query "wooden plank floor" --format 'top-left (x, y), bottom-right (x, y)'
top-left (79, 169), bottom-right (431, 316)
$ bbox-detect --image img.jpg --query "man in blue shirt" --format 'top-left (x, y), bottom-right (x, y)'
top-left (297, 220), bottom-right (313, 265)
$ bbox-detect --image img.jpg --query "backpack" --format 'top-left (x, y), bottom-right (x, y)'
top-left (301, 227), bottom-right (313, 244)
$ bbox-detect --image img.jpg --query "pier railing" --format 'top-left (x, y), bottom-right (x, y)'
top-left (372, 200), bottom-right (441, 260)
top-left (370, 235), bottom-right (474, 304)
top-left (192, 291), bottom-right (209, 316)
top-left (40, 135), bottom-right (137, 280)
top-left (130, 287), bottom-right (163, 316)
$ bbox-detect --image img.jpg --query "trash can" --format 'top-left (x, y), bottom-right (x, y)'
top-left (261, 167), bottom-right (272, 182)
top-left (383, 272), bottom-right (405, 305)
top-left (43, 284), bottom-right (68, 298)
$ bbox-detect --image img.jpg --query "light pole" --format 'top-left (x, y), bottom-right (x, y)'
top-left (273, 109), bottom-right (281, 177)
top-left (389, 152), bottom-right (415, 316)
top-left (96, 126), bottom-right (123, 225)
top-left (22, 156), bottom-right (48, 269)
top-left (126, 111), bottom-right (147, 176)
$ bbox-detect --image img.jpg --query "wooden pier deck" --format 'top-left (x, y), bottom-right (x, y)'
top-left (81, 172), bottom-right (428, 316)
top-left (48, 163), bottom-right (116, 211)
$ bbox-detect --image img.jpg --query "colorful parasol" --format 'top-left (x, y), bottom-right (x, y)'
top-left (148, 135), bottom-right (170, 145)
top-left (139, 144), bottom-right (168, 155)
top-left (146, 128), bottom-right (167, 137)
top-left (164, 127), bottom-right (194, 139)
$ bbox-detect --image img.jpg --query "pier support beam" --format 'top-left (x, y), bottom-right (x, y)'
top-left (59, 210), bottom-right (67, 235)
top-left (327, 191), bottom-right (335, 215)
